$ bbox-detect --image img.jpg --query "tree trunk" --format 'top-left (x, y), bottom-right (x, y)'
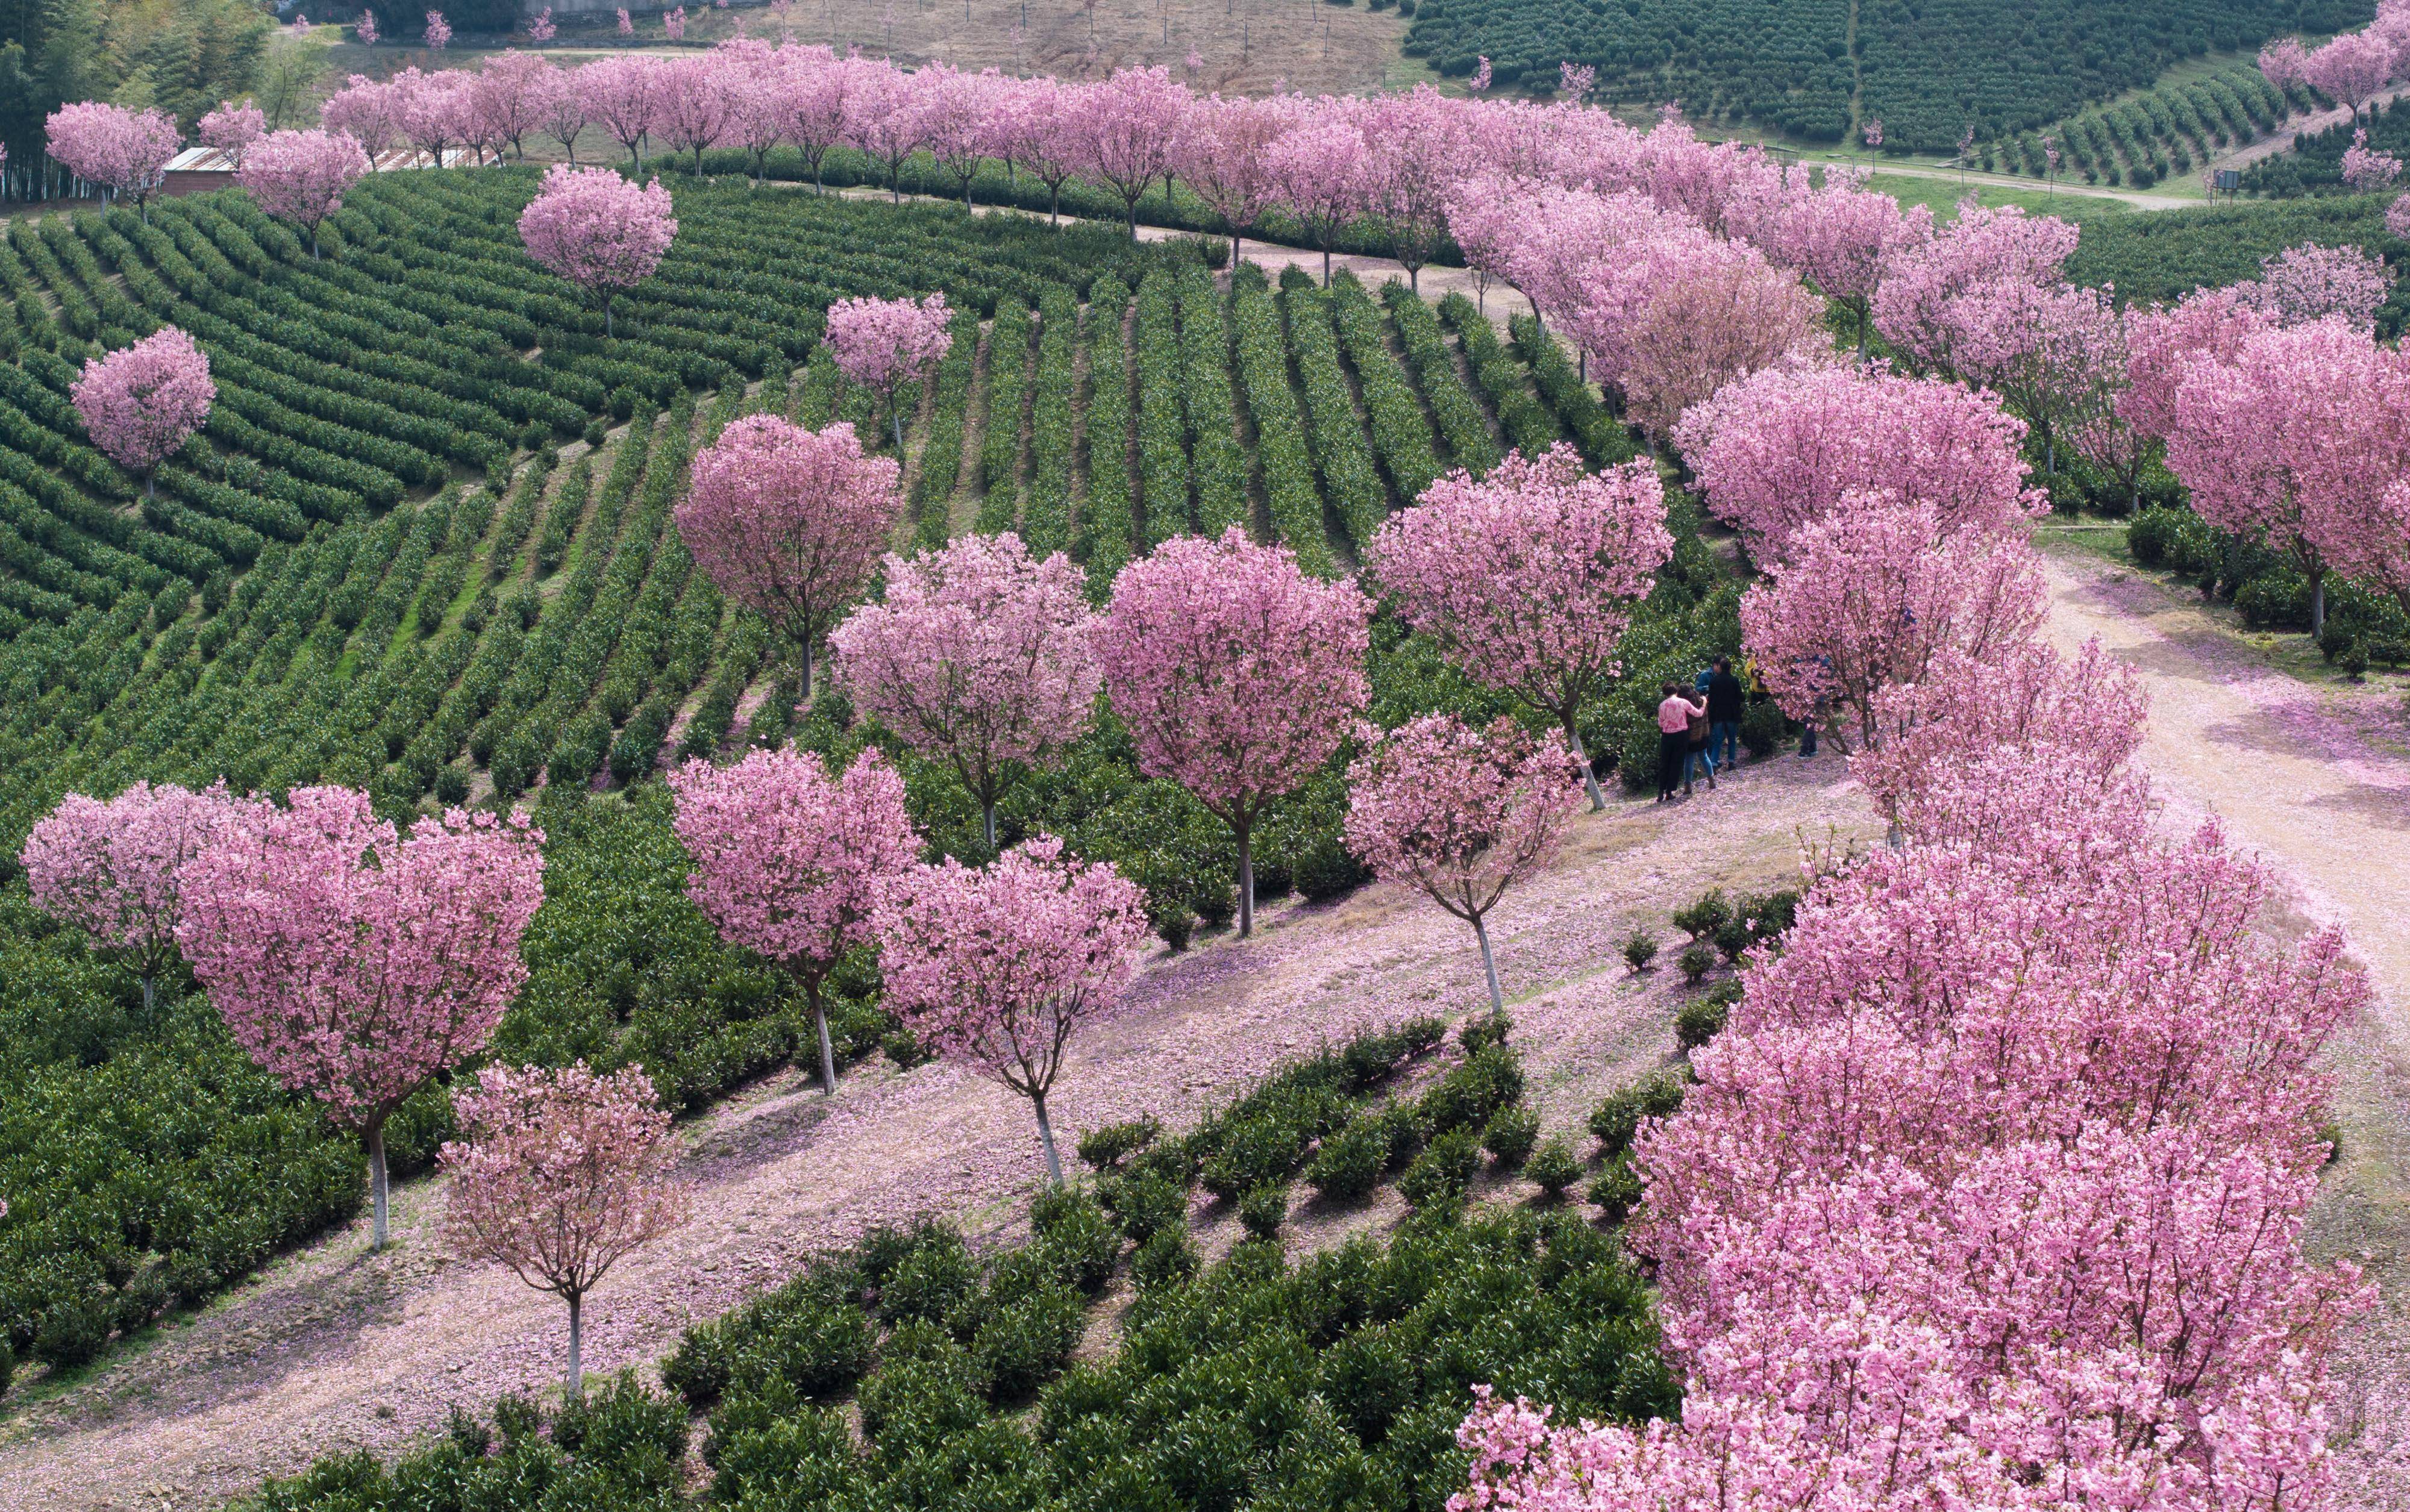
top-left (367, 1121), bottom-right (391, 1251)
top-left (146, 471), bottom-right (156, 500)
top-left (566, 1291), bottom-right (584, 1400)
top-left (1563, 716), bottom-right (1605, 811)
top-left (983, 798), bottom-right (997, 850)
top-left (605, 298), bottom-right (614, 338)
top-left (1050, 184), bottom-right (1060, 226)
top-left (807, 976), bottom-right (837, 1095)
top-left (1235, 818), bottom-right (1256, 939)
top-left (1230, 229), bottom-right (1242, 275)
top-left (141, 973), bottom-right (155, 1014)
top-left (1322, 245), bottom-right (1333, 287)
top-left (798, 643), bottom-right (814, 705)
top-left (1032, 1089), bottom-right (1063, 1185)
top-left (2312, 572), bottom-right (2327, 638)
top-left (892, 399), bottom-right (905, 452)
top-left (1409, 263), bottom-right (1420, 295)
top-left (1472, 913), bottom-right (1503, 1016)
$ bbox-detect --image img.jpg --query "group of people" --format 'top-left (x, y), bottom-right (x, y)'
top-left (1653, 657), bottom-right (1750, 802)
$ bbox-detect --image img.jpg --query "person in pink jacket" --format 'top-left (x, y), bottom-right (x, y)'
top-left (1656, 681), bottom-right (1706, 803)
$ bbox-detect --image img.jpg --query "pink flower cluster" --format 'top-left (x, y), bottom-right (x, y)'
top-left (516, 163), bottom-right (678, 330)
top-left (2235, 242), bottom-right (2393, 331)
top-left (197, 101), bottom-right (265, 166)
top-left (237, 128), bottom-right (372, 257)
top-left (827, 531), bottom-right (1100, 848)
top-left (1458, 628), bottom-right (2371, 1512)
top-left (875, 836), bottom-right (1150, 1182)
top-left (70, 326), bottom-right (216, 483)
top-left (43, 100), bottom-right (180, 209)
top-left (2342, 127), bottom-right (2404, 191)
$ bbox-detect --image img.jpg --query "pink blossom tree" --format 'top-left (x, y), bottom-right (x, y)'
top-left (45, 102), bottom-right (181, 221)
top-left (1756, 163), bottom-right (1918, 352)
top-left (321, 75), bottom-right (402, 166)
top-left (1174, 91), bottom-right (1297, 271)
top-left (1738, 492), bottom-right (2047, 752)
top-left (821, 292), bottom-right (954, 451)
top-left (842, 58), bottom-right (931, 203)
top-left (442, 1063), bottom-right (687, 1398)
top-left (1095, 528), bottom-right (1373, 937)
top-left (516, 163), bottom-right (677, 336)
top-left (2306, 28), bottom-right (2394, 125)
top-left (238, 129), bottom-right (372, 258)
top-left (772, 43), bottom-right (853, 194)
top-left (422, 10), bottom-right (450, 48)
top-left (70, 326), bottom-right (216, 496)
top-left (2392, 191), bottom-right (2410, 240)
top-left (676, 416), bottom-right (903, 701)
top-left (2115, 284), bottom-right (2267, 445)
top-left (1939, 276), bottom-right (2124, 474)
top-left (198, 101), bottom-right (266, 167)
top-left (19, 782), bottom-right (246, 1011)
top-left (528, 7), bottom-right (557, 43)
top-left (1675, 363), bottom-right (2039, 563)
top-left (1368, 446), bottom-right (1673, 810)
top-left (917, 62), bottom-right (1000, 207)
top-left (474, 50), bottom-right (562, 161)
top-left (664, 4), bottom-right (686, 40)
top-left (1871, 202), bottom-right (2080, 372)
top-left (536, 65), bottom-right (592, 164)
top-left (2260, 36), bottom-right (2309, 92)
top-left (392, 65), bottom-right (472, 164)
top-left (177, 790), bottom-right (546, 1250)
top-left (667, 748), bottom-right (919, 1095)
top-left (1265, 107), bottom-right (1368, 286)
top-left (1071, 65), bottom-right (1189, 240)
top-left (875, 836), bottom-right (1149, 1183)
top-left (992, 75), bottom-right (1083, 224)
top-left (716, 38), bottom-right (786, 186)
top-left (2166, 315), bottom-right (2410, 637)
top-left (2343, 127), bottom-right (2405, 190)
top-left (356, 9), bottom-right (378, 43)
top-left (579, 53), bottom-right (662, 169)
top-left (1358, 86), bottom-right (1480, 292)
top-left (2238, 241), bottom-right (2393, 331)
top-left (652, 53), bottom-right (733, 172)
top-left (1604, 239), bottom-right (1825, 442)
top-left (828, 532), bottom-right (1100, 848)
top-left (1344, 715), bottom-right (1578, 1016)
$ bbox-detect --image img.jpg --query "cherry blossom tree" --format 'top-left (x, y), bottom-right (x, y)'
top-left (321, 75), bottom-right (402, 166)
top-left (1676, 363), bottom-right (2039, 563)
top-left (528, 7), bottom-right (557, 43)
top-left (516, 163), bottom-right (677, 336)
top-left (1941, 276), bottom-right (2124, 474)
top-left (875, 836), bottom-right (1148, 1183)
top-left (1871, 202), bottom-right (2079, 372)
top-left (393, 65), bottom-right (472, 164)
top-left (2116, 284), bottom-right (2267, 445)
top-left (843, 58), bottom-right (931, 202)
top-left (1265, 108), bottom-right (1368, 286)
top-left (2259, 36), bottom-right (2308, 91)
top-left (828, 533), bottom-right (1100, 848)
top-left (1071, 65), bottom-right (1189, 240)
top-left (2343, 127), bottom-right (2404, 190)
top-left (356, 9), bottom-right (378, 43)
top-left (2166, 316), bottom-right (2410, 637)
top-left (918, 62), bottom-right (999, 207)
top-left (71, 326), bottom-right (216, 496)
top-left (1359, 86), bottom-right (1480, 292)
top-left (2306, 28), bottom-right (2394, 125)
top-left (1095, 528), bottom-right (1372, 938)
top-left (994, 74), bottom-right (1083, 224)
top-left (676, 416), bottom-right (903, 701)
top-left (773, 43), bottom-right (853, 193)
top-left (2238, 241), bottom-right (2392, 331)
top-left (536, 63), bottom-right (592, 164)
top-left (1756, 163), bottom-right (1920, 352)
top-left (45, 102), bottom-right (181, 221)
top-left (821, 292), bottom-right (954, 450)
top-left (1368, 446), bottom-right (1673, 810)
top-left (442, 1063), bottom-right (686, 1398)
top-left (19, 782), bottom-right (246, 1011)
top-left (473, 51), bottom-right (562, 161)
top-left (1174, 91), bottom-right (1295, 270)
top-left (580, 52), bottom-right (662, 169)
top-left (2393, 192), bottom-right (2410, 240)
top-left (198, 101), bottom-right (266, 167)
top-left (668, 748), bottom-right (919, 1095)
top-left (1344, 716), bottom-right (1578, 1016)
top-left (1738, 492), bottom-right (2047, 752)
top-left (1604, 239), bottom-right (1825, 441)
top-left (238, 129), bottom-right (372, 258)
top-left (716, 39), bottom-right (786, 186)
top-left (423, 9), bottom-right (450, 49)
top-left (177, 790), bottom-right (546, 1250)
top-left (652, 54), bottom-right (733, 173)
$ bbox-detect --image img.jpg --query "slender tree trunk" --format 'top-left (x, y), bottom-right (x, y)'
top-left (797, 643), bottom-right (814, 705)
top-left (2312, 572), bottom-right (2327, 638)
top-left (1322, 245), bottom-right (1333, 286)
top-left (141, 973), bottom-right (155, 1013)
top-left (1127, 202), bottom-right (1138, 242)
top-left (1472, 913), bottom-right (1503, 1016)
top-left (892, 398), bottom-right (905, 452)
top-left (1230, 229), bottom-right (1242, 273)
top-left (813, 160), bottom-right (824, 193)
top-left (1564, 715), bottom-right (1605, 811)
top-left (982, 798), bottom-right (997, 849)
top-left (1032, 1089), bottom-right (1063, 1184)
top-left (807, 976), bottom-right (837, 1094)
top-left (366, 1121), bottom-right (391, 1250)
top-left (1409, 263), bottom-right (1420, 295)
top-left (605, 298), bottom-right (614, 338)
top-left (566, 1291), bottom-right (584, 1400)
top-left (146, 471), bottom-right (156, 500)
top-left (1235, 817), bottom-right (1256, 939)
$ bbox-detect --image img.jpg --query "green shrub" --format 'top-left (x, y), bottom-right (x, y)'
top-left (972, 1275), bottom-right (1086, 1403)
top-left (1676, 993), bottom-right (1732, 1051)
top-left (1398, 1126), bottom-right (1482, 1210)
top-left (859, 1323), bottom-right (988, 1455)
top-left (1130, 1226), bottom-right (1200, 1290)
top-left (1077, 1116), bottom-right (1160, 1171)
top-left (1588, 1155), bottom-right (1644, 1223)
top-left (1306, 1113), bottom-right (1391, 1202)
top-left (1671, 889), bottom-right (1733, 940)
top-left (1483, 1105), bottom-right (1541, 1169)
top-left (1099, 1168), bottom-right (1190, 1246)
top-left (1678, 943), bottom-right (1714, 984)
top-left (1621, 933), bottom-right (1659, 971)
top-left (1239, 1183), bottom-right (1288, 1240)
top-left (1418, 1043), bottom-right (1525, 1137)
top-left (1525, 1137), bottom-right (1582, 1201)
top-left (1031, 1186), bottom-right (1122, 1294)
top-left (1458, 1011), bottom-right (1512, 1055)
top-left (875, 1230), bottom-right (982, 1327)
top-left (1588, 1069), bottom-right (1689, 1158)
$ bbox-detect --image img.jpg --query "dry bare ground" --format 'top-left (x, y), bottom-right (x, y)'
top-left (0, 759), bottom-right (1875, 1510)
top-left (2036, 546), bottom-right (2410, 1510)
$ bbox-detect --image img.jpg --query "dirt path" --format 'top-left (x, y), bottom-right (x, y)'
top-left (0, 760), bottom-right (1873, 1511)
top-left (2037, 547), bottom-right (2410, 1508)
top-left (2203, 85), bottom-right (2410, 179)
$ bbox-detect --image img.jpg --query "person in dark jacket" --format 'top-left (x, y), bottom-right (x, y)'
top-left (1705, 657), bottom-right (1745, 772)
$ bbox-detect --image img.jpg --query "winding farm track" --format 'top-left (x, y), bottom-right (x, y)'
top-left (0, 758), bottom-right (1875, 1510)
top-left (2037, 546), bottom-right (2410, 1508)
